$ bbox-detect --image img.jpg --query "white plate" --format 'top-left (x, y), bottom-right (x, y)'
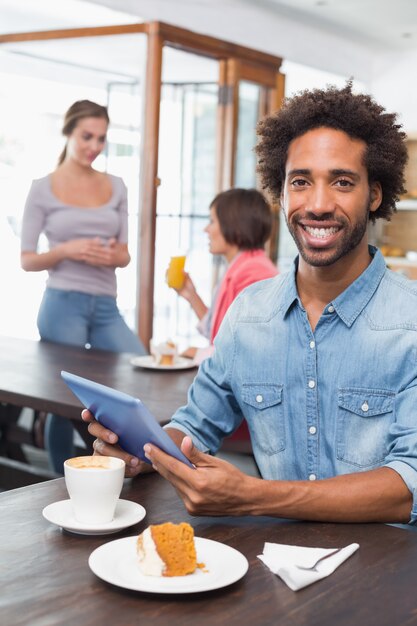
top-left (130, 355), bottom-right (198, 371)
top-left (89, 536), bottom-right (248, 593)
top-left (42, 499), bottom-right (146, 536)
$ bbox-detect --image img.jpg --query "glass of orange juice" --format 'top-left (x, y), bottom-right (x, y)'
top-left (166, 255), bottom-right (186, 289)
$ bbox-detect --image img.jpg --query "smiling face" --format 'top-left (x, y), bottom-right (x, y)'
top-left (281, 127), bottom-right (382, 270)
top-left (66, 116), bottom-right (108, 167)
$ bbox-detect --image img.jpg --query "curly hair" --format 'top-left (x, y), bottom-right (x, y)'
top-left (256, 82), bottom-right (408, 222)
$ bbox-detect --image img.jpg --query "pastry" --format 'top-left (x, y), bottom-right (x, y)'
top-left (137, 522), bottom-right (197, 577)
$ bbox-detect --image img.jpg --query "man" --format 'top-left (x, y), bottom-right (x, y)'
top-left (84, 83), bottom-right (417, 524)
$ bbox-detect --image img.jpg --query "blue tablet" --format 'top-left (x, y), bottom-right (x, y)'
top-left (61, 370), bottom-right (194, 468)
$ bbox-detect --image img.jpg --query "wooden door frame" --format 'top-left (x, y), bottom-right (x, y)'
top-left (217, 58), bottom-right (284, 190)
top-left (217, 59), bottom-right (285, 264)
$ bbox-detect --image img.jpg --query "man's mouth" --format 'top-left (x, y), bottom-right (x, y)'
top-left (303, 225), bottom-right (340, 239)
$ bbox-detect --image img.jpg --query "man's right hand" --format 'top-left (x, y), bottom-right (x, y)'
top-left (81, 409), bottom-right (152, 478)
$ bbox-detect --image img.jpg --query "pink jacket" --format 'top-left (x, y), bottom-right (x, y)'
top-left (210, 249), bottom-right (278, 342)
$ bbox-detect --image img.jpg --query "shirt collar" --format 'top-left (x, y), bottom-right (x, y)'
top-left (332, 246), bottom-right (386, 326)
top-left (280, 257), bottom-right (301, 316)
top-left (281, 246), bottom-right (387, 326)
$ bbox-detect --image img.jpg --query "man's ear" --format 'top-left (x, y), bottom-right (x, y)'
top-left (369, 182), bottom-right (383, 213)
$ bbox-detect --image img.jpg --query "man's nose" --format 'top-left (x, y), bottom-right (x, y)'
top-left (308, 184), bottom-right (334, 215)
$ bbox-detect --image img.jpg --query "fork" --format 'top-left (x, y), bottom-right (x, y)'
top-left (296, 548), bottom-right (343, 571)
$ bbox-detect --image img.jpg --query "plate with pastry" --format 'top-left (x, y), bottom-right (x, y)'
top-left (130, 339), bottom-right (198, 370)
top-left (89, 522), bottom-right (248, 593)
top-left (130, 355), bottom-right (198, 371)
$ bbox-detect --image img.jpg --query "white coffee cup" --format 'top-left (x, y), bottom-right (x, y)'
top-left (64, 455), bottom-right (125, 525)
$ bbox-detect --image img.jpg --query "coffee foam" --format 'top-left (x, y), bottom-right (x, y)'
top-left (65, 456), bottom-right (120, 470)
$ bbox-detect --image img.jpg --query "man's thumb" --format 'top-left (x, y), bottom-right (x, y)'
top-left (180, 436), bottom-right (201, 464)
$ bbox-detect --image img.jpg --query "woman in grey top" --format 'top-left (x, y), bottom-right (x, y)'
top-left (21, 99), bottom-right (146, 473)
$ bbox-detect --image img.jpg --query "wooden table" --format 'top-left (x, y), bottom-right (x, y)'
top-left (0, 336), bottom-right (196, 483)
top-left (0, 335), bottom-right (196, 422)
top-left (1, 473), bottom-right (417, 626)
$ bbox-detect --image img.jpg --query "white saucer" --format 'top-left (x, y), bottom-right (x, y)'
top-left (42, 499), bottom-right (146, 535)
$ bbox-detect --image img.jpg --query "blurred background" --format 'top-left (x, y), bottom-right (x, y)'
top-left (1, 0), bottom-right (417, 350)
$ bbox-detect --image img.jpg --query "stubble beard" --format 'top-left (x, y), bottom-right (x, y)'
top-left (284, 201), bottom-right (371, 268)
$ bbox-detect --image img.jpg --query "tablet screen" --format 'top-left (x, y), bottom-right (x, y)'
top-left (61, 371), bottom-right (194, 468)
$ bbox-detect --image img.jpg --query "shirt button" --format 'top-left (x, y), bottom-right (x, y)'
top-left (361, 402), bottom-right (369, 412)
top-left (328, 305), bottom-right (335, 313)
top-left (309, 340), bottom-right (315, 349)
top-left (309, 473), bottom-right (317, 481)
top-left (256, 394), bottom-right (263, 403)
top-left (309, 426), bottom-right (317, 435)
top-left (308, 380), bottom-right (315, 389)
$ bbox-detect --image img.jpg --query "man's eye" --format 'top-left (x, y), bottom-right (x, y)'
top-left (82, 133), bottom-right (92, 140)
top-left (291, 179), bottom-right (308, 187)
top-left (336, 179), bottom-right (353, 187)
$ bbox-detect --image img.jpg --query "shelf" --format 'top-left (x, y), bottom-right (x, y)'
top-left (384, 256), bottom-right (417, 266)
top-left (396, 199), bottom-right (417, 210)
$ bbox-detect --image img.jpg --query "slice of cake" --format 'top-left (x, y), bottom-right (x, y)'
top-left (159, 340), bottom-right (177, 366)
top-left (137, 522), bottom-right (197, 577)
top-left (150, 339), bottom-right (177, 366)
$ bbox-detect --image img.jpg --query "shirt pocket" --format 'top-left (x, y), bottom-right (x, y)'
top-left (241, 383), bottom-right (285, 455)
top-left (336, 388), bottom-right (395, 468)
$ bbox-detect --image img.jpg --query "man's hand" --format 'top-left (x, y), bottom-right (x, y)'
top-left (143, 436), bottom-right (257, 516)
top-left (81, 410), bottom-right (152, 478)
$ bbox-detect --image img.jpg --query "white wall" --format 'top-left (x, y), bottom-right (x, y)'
top-left (91, 0), bottom-right (417, 133)
top-left (371, 49), bottom-right (417, 134)
top-left (6, 0), bottom-right (417, 131)
top-left (89, 0), bottom-right (374, 84)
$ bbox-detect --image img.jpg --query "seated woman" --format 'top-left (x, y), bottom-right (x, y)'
top-left (171, 187), bottom-right (278, 453)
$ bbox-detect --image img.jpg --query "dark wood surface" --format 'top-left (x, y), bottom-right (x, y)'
top-left (1, 474), bottom-right (417, 626)
top-left (0, 335), bottom-right (196, 423)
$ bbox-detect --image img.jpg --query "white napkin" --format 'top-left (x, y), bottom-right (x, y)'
top-left (258, 542), bottom-right (359, 591)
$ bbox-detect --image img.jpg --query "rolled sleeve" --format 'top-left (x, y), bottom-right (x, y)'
top-left (163, 422), bottom-right (210, 453)
top-left (385, 461), bottom-right (417, 524)
top-left (384, 383), bottom-right (417, 524)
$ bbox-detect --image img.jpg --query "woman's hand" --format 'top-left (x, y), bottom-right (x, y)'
top-left (60, 237), bottom-right (104, 262)
top-left (81, 409), bottom-right (152, 478)
top-left (172, 272), bottom-right (196, 300)
top-left (61, 238), bottom-right (129, 268)
top-left (172, 273), bottom-right (208, 320)
top-left (21, 238), bottom-right (130, 272)
top-left (180, 347), bottom-right (198, 359)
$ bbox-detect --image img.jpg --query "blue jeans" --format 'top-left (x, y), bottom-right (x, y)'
top-left (38, 288), bottom-right (146, 473)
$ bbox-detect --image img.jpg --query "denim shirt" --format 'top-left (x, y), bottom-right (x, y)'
top-left (169, 247), bottom-right (417, 523)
